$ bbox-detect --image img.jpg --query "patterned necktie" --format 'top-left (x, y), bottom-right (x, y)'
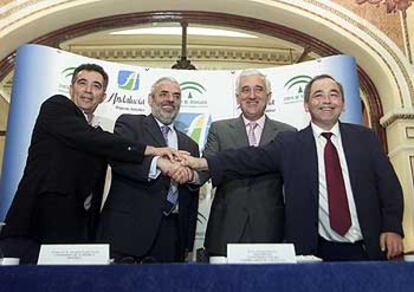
top-left (247, 122), bottom-right (259, 146)
top-left (160, 125), bottom-right (178, 215)
top-left (322, 132), bottom-right (351, 236)
top-left (160, 125), bottom-right (170, 145)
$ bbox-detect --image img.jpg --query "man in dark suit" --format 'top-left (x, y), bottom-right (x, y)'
top-left (98, 77), bottom-right (199, 263)
top-left (0, 64), bottom-right (177, 263)
top-left (202, 70), bottom-right (295, 257)
top-left (181, 74), bottom-right (403, 261)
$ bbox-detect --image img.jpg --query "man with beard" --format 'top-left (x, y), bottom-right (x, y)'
top-left (98, 77), bottom-right (200, 263)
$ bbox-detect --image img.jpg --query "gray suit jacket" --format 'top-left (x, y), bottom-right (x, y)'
top-left (203, 115), bottom-right (295, 256)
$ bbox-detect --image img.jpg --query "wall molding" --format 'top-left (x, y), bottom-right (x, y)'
top-left (0, 10), bottom-right (385, 144)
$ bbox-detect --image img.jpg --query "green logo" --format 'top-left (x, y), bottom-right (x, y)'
top-left (180, 81), bottom-right (206, 99)
top-left (284, 75), bottom-right (312, 93)
top-left (282, 75), bottom-right (312, 104)
top-left (61, 67), bottom-right (76, 78)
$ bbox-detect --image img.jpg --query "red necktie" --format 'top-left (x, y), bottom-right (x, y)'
top-left (322, 132), bottom-right (351, 236)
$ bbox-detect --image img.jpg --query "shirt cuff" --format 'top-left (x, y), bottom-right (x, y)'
top-left (149, 156), bottom-right (161, 180)
top-left (190, 170), bottom-right (201, 185)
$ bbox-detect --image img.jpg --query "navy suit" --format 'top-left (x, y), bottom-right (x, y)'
top-left (207, 123), bottom-right (403, 260)
top-left (0, 95), bottom-right (146, 263)
top-left (98, 114), bottom-right (199, 262)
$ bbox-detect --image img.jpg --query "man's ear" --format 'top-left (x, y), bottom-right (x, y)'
top-left (236, 93), bottom-right (241, 105)
top-left (304, 102), bottom-right (310, 113)
top-left (148, 94), bottom-right (154, 106)
top-left (99, 93), bottom-right (106, 104)
top-left (69, 85), bottom-right (73, 98)
top-left (266, 92), bottom-right (272, 104)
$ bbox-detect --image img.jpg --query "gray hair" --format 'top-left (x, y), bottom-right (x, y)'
top-left (235, 69), bottom-right (271, 95)
top-left (150, 76), bottom-right (181, 95)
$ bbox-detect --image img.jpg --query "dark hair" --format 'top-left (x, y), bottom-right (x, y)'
top-left (71, 63), bottom-right (109, 91)
top-left (303, 74), bottom-right (344, 102)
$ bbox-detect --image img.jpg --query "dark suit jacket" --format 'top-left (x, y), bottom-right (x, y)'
top-left (1, 95), bottom-right (146, 243)
top-left (203, 116), bottom-right (295, 256)
top-left (207, 123), bottom-right (403, 260)
top-left (98, 114), bottom-right (200, 260)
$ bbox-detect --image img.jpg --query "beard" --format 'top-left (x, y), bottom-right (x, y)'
top-left (151, 106), bottom-right (179, 125)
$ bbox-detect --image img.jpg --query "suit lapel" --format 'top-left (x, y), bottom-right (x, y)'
top-left (62, 96), bottom-right (89, 123)
top-left (300, 125), bottom-right (319, 203)
top-left (339, 123), bottom-right (358, 196)
top-left (260, 117), bottom-right (277, 145)
top-left (232, 116), bottom-right (249, 146)
top-left (145, 114), bottom-right (166, 146)
top-left (175, 129), bottom-right (188, 150)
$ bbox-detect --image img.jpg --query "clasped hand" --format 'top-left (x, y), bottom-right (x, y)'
top-left (155, 151), bottom-right (195, 184)
top-left (156, 150), bottom-right (208, 184)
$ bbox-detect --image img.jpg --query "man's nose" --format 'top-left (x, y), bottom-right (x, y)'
top-left (320, 94), bottom-right (332, 103)
top-left (165, 93), bottom-right (175, 102)
top-left (246, 88), bottom-right (257, 99)
top-left (85, 84), bottom-right (93, 93)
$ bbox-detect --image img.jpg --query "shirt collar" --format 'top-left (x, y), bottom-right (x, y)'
top-left (81, 110), bottom-right (97, 126)
top-left (310, 121), bottom-right (340, 138)
top-left (242, 114), bottom-right (266, 129)
top-left (153, 117), bottom-right (175, 131)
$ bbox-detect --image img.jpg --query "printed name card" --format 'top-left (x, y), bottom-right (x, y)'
top-left (227, 243), bottom-right (297, 264)
top-left (37, 244), bottom-right (110, 265)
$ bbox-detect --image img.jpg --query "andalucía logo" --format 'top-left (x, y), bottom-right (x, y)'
top-left (175, 113), bottom-right (212, 148)
top-left (117, 70), bottom-right (140, 91)
top-left (282, 75), bottom-right (312, 104)
top-left (180, 81), bottom-right (208, 107)
top-left (106, 70), bottom-right (144, 109)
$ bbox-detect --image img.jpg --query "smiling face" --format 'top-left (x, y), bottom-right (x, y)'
top-left (69, 70), bottom-right (106, 116)
top-left (149, 79), bottom-right (181, 125)
top-left (236, 74), bottom-right (271, 121)
top-left (304, 77), bottom-right (344, 130)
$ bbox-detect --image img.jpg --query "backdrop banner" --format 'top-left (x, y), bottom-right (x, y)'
top-left (0, 44), bottom-right (362, 250)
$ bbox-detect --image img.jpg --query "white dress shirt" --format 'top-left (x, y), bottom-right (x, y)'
top-left (149, 119), bottom-right (178, 179)
top-left (311, 122), bottom-right (363, 243)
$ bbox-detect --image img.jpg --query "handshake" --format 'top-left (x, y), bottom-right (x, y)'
top-left (149, 147), bottom-right (208, 184)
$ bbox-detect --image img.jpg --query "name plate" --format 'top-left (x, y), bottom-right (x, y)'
top-left (37, 244), bottom-right (110, 265)
top-left (227, 243), bottom-right (296, 264)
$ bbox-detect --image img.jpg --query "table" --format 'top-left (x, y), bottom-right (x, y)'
top-left (0, 262), bottom-right (413, 291)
